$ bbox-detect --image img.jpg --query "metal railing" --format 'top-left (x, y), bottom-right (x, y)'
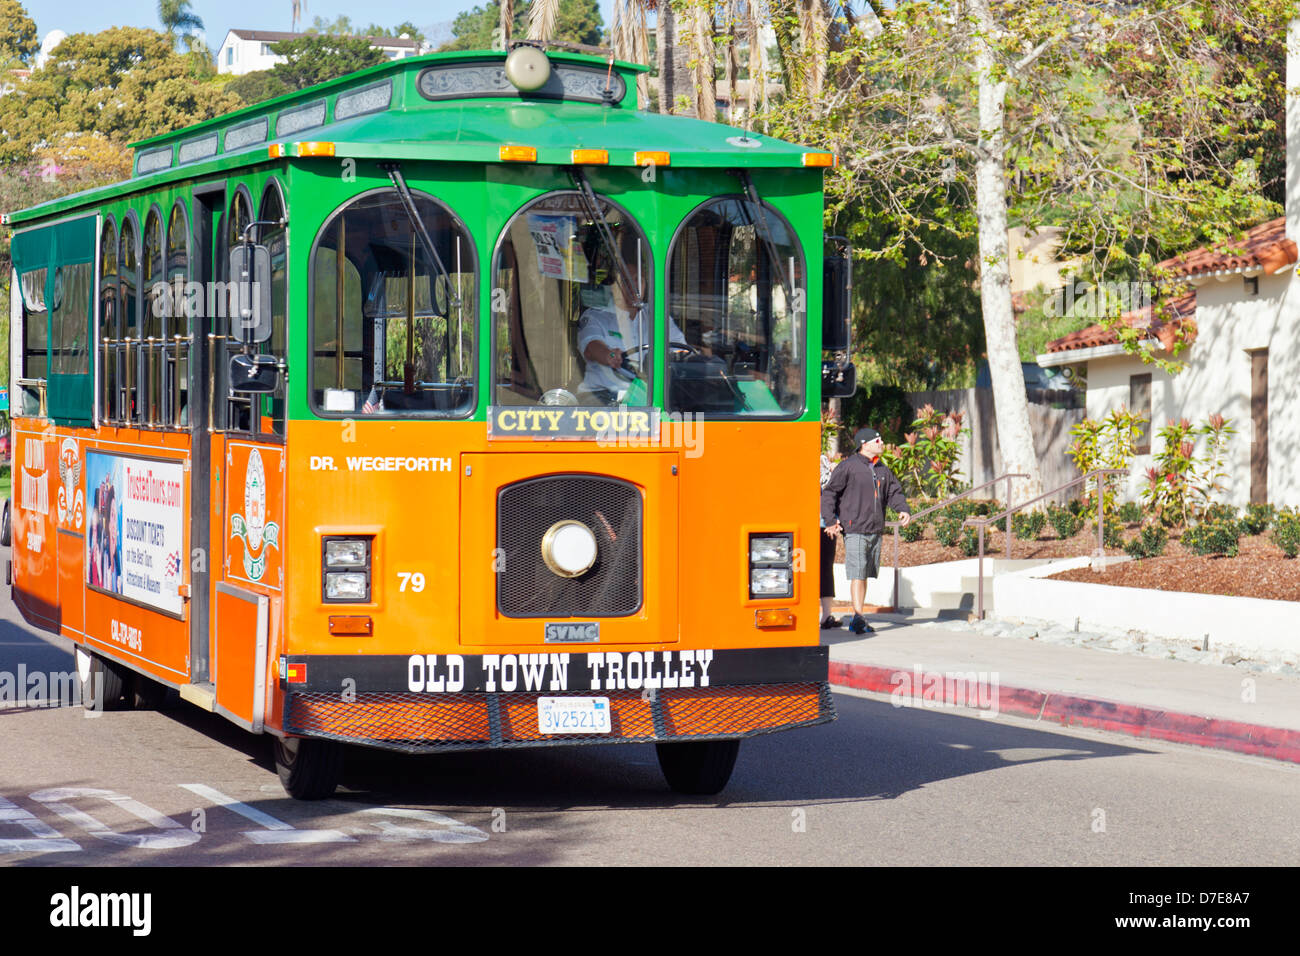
top-left (883, 472), bottom-right (1028, 611)
top-left (963, 467), bottom-right (1128, 619)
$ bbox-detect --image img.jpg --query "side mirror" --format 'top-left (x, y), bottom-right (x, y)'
top-left (229, 353), bottom-right (280, 394)
top-left (228, 244), bottom-right (274, 344)
top-left (822, 237), bottom-right (851, 352)
top-left (822, 360), bottom-right (856, 399)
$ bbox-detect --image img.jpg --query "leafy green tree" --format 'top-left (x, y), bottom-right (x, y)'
top-left (269, 34), bottom-right (386, 90)
top-left (440, 0), bottom-right (602, 51)
top-left (224, 69), bottom-right (290, 106)
top-left (0, 0), bottom-right (38, 63)
top-left (0, 27), bottom-right (240, 163)
top-left (308, 15), bottom-right (355, 35)
top-left (766, 0), bottom-right (1297, 501)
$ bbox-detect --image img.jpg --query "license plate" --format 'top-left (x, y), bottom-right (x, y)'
top-left (537, 696), bottom-right (612, 735)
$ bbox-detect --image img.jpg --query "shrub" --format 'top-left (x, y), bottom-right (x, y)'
top-left (1047, 503), bottom-right (1083, 539)
top-left (959, 526), bottom-right (981, 557)
top-left (1181, 520), bottom-right (1241, 557)
top-left (1239, 504), bottom-right (1276, 536)
top-left (901, 519), bottom-right (925, 543)
top-left (1117, 501), bottom-right (1142, 524)
top-left (1012, 510), bottom-right (1047, 540)
top-left (1271, 509), bottom-right (1300, 558)
top-left (1203, 503), bottom-right (1238, 525)
top-left (1092, 515), bottom-right (1125, 549)
top-left (1123, 524), bottom-right (1168, 560)
top-left (935, 515), bottom-right (968, 548)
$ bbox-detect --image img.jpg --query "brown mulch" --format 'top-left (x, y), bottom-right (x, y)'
top-left (1047, 534), bottom-right (1300, 602)
top-left (832, 522), bottom-right (1300, 602)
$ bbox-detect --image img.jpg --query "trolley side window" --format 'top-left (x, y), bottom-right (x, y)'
top-left (310, 189), bottom-right (476, 417)
top-left (10, 214), bottom-right (98, 423)
top-left (666, 197), bottom-right (806, 417)
top-left (100, 218), bottom-right (119, 422)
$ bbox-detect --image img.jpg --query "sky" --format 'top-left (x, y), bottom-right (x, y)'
top-left (21, 0), bottom-right (620, 54)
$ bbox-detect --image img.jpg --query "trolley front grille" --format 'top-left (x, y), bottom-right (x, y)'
top-left (283, 682), bottom-right (834, 754)
top-left (496, 474), bottom-right (642, 617)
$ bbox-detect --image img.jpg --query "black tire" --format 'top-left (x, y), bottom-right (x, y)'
top-left (77, 650), bottom-right (128, 712)
top-left (273, 736), bottom-right (343, 800)
top-left (656, 739), bottom-right (741, 795)
top-left (129, 673), bottom-right (170, 710)
top-left (1, 499), bottom-right (10, 547)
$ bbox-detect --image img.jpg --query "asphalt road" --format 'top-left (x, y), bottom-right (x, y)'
top-left (2, 591), bottom-right (1298, 867)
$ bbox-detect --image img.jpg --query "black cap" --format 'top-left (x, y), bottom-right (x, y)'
top-left (854, 427), bottom-right (881, 448)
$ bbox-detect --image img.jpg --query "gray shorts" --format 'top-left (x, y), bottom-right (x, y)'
top-left (844, 532), bottom-right (882, 581)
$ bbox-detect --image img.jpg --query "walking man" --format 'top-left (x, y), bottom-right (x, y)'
top-left (821, 426), bottom-right (911, 634)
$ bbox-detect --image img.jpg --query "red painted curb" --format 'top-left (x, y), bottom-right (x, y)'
top-left (830, 660), bottom-right (1300, 764)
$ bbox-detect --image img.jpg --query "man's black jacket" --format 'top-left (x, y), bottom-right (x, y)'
top-left (820, 454), bottom-right (910, 535)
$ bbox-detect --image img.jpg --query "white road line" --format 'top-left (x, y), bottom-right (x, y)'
top-left (179, 784), bottom-right (355, 844)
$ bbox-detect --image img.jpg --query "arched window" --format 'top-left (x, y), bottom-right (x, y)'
top-left (166, 200), bottom-right (190, 425)
top-left (666, 197), bottom-right (806, 417)
top-left (310, 188), bottom-right (476, 416)
top-left (141, 207), bottom-right (164, 423)
top-left (118, 215), bottom-right (139, 421)
top-left (100, 219), bottom-right (118, 420)
top-left (491, 192), bottom-right (652, 408)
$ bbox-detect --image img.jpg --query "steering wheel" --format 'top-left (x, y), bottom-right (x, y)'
top-left (623, 342), bottom-right (703, 365)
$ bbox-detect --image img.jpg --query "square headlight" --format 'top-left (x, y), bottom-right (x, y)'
top-left (325, 538), bottom-right (369, 568)
top-left (322, 536), bottom-right (371, 602)
top-left (750, 536), bottom-right (792, 564)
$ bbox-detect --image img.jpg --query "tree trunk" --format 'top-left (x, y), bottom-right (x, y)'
top-left (657, 4), bottom-right (695, 116)
top-left (970, 0), bottom-right (1043, 504)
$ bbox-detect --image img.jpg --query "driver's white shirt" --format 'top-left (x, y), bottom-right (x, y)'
top-left (577, 305), bottom-right (686, 398)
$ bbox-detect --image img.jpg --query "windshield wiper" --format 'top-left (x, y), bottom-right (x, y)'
top-left (380, 162), bottom-right (461, 311)
top-left (568, 166), bottom-right (645, 316)
top-left (731, 169), bottom-right (794, 311)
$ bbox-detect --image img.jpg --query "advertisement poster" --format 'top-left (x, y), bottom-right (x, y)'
top-left (526, 213), bottom-right (588, 283)
top-left (84, 452), bottom-right (185, 616)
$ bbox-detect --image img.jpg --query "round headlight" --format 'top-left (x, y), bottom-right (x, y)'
top-left (541, 520), bottom-right (598, 578)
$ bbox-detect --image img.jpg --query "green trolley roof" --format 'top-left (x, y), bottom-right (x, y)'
top-left (7, 49), bottom-right (829, 227)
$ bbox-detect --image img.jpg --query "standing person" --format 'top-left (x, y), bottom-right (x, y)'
top-left (821, 426), bottom-right (911, 634)
top-left (819, 450), bottom-right (839, 628)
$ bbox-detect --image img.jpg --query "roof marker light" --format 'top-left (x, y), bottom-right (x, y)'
top-left (500, 145), bottom-right (538, 162)
top-left (571, 148), bottom-right (609, 165)
top-left (802, 152), bottom-right (837, 168)
top-left (268, 144), bottom-right (288, 158)
top-left (296, 141), bottom-right (336, 157)
top-left (635, 150), bottom-right (670, 167)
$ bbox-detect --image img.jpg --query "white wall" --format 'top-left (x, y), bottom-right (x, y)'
top-left (1084, 269), bottom-right (1297, 508)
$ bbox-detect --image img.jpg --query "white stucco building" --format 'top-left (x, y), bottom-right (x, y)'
top-left (216, 29), bottom-right (423, 76)
top-left (1036, 21), bottom-right (1300, 511)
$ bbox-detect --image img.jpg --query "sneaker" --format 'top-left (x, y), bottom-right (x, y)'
top-left (849, 614), bottom-right (867, 634)
top-left (820, 615), bottom-right (840, 629)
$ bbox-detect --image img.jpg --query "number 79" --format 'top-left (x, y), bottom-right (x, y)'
top-left (397, 572), bottom-right (426, 593)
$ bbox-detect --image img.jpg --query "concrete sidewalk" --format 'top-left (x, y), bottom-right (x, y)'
top-left (823, 611), bottom-right (1300, 765)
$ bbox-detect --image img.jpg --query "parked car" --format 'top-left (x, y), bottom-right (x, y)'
top-left (976, 361), bottom-right (1082, 407)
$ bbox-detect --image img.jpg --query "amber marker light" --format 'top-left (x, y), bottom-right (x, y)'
top-left (571, 148), bottom-right (609, 165)
top-left (802, 152), bottom-right (837, 168)
top-left (329, 615), bottom-right (374, 636)
top-left (296, 141), bottom-right (336, 157)
top-left (635, 150), bottom-right (670, 167)
top-left (268, 143), bottom-right (288, 158)
top-left (500, 145), bottom-right (538, 162)
top-left (754, 608), bottom-right (795, 628)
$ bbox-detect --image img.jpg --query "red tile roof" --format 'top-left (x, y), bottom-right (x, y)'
top-left (1045, 291), bottom-right (1197, 354)
top-left (1166, 216), bottom-right (1296, 278)
top-left (1044, 217), bottom-right (1297, 356)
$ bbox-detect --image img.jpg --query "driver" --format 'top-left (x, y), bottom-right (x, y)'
top-left (577, 248), bottom-right (686, 405)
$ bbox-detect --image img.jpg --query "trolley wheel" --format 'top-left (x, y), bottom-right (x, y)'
top-left (273, 736), bottom-right (343, 800)
top-left (129, 673), bottom-right (170, 710)
top-left (76, 647), bottom-right (128, 712)
top-left (655, 738), bottom-right (741, 795)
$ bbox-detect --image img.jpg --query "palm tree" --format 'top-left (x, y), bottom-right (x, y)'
top-left (158, 0), bottom-right (204, 50)
top-left (292, 0), bottom-right (306, 33)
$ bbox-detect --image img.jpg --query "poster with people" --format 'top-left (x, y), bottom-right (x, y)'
top-left (84, 452), bottom-right (185, 616)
